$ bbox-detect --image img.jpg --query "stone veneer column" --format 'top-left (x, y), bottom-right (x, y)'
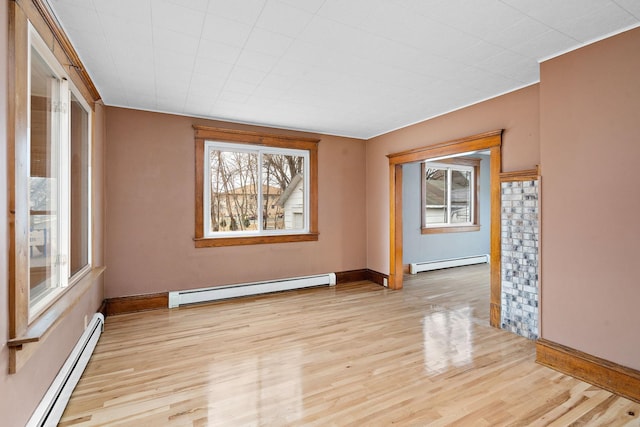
top-left (500, 174), bottom-right (539, 340)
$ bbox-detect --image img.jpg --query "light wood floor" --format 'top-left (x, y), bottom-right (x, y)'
top-left (61, 265), bottom-right (640, 426)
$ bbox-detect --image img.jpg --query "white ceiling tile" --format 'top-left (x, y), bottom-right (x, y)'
top-left (50, 0), bottom-right (639, 138)
top-left (230, 66), bottom-right (268, 85)
top-left (151, 0), bottom-right (205, 38)
top-left (153, 28), bottom-right (200, 55)
top-left (201, 15), bottom-right (253, 47)
top-left (167, 0), bottom-right (209, 12)
top-left (256, 0), bottom-right (315, 37)
top-left (189, 72), bottom-right (226, 93)
top-left (93, 0), bottom-right (152, 26)
top-left (197, 39), bottom-right (242, 63)
top-left (244, 28), bottom-right (294, 57)
top-left (317, 0), bottom-right (383, 27)
top-left (554, 2), bottom-right (637, 42)
top-left (206, 0), bottom-right (267, 25)
top-left (278, 0), bottom-right (326, 13)
top-left (509, 29), bottom-right (578, 59)
top-left (235, 50), bottom-right (281, 72)
top-left (51, 3), bottom-right (101, 34)
top-left (193, 56), bottom-right (234, 79)
top-left (224, 79), bottom-right (258, 95)
top-left (101, 15), bottom-right (153, 47)
top-left (614, 0), bottom-right (640, 19)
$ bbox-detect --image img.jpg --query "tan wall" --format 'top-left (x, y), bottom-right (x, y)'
top-left (104, 107), bottom-right (367, 298)
top-left (0, 2), bottom-right (106, 421)
top-left (539, 27), bottom-right (640, 370)
top-left (365, 85), bottom-right (540, 274)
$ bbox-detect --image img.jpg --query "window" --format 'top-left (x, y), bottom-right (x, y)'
top-left (27, 26), bottom-right (92, 318)
top-left (421, 158), bottom-right (480, 234)
top-left (194, 126), bottom-right (319, 247)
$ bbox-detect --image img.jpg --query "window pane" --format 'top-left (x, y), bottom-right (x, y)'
top-left (425, 167), bottom-right (447, 224)
top-left (29, 47), bottom-right (61, 310)
top-left (450, 169), bottom-right (472, 224)
top-left (265, 153), bottom-right (305, 230)
top-left (209, 150), bottom-right (258, 232)
top-left (70, 93), bottom-right (90, 276)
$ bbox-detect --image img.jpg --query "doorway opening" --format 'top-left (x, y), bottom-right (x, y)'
top-left (387, 130), bottom-right (502, 327)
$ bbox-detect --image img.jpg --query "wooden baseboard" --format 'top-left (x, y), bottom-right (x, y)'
top-left (536, 338), bottom-right (640, 404)
top-left (335, 269), bottom-right (369, 284)
top-left (106, 293), bottom-right (169, 316)
top-left (98, 300), bottom-right (108, 317)
top-left (365, 269), bottom-right (389, 287)
top-left (105, 269), bottom-right (391, 316)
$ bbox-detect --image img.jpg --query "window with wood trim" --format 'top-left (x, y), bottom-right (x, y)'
top-left (421, 158), bottom-right (480, 234)
top-left (27, 25), bottom-right (92, 317)
top-left (194, 126), bottom-right (319, 247)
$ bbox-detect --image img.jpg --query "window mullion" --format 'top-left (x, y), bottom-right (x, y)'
top-left (446, 168), bottom-right (452, 225)
top-left (59, 79), bottom-right (70, 285)
top-left (257, 151), bottom-right (263, 233)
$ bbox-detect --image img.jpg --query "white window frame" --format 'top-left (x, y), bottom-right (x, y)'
top-left (28, 24), bottom-right (92, 319)
top-left (203, 140), bottom-right (310, 238)
top-left (423, 161), bottom-right (475, 228)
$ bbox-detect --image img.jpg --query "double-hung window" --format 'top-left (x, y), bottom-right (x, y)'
top-left (27, 26), bottom-right (92, 318)
top-left (194, 126), bottom-right (319, 247)
top-left (421, 158), bottom-right (480, 233)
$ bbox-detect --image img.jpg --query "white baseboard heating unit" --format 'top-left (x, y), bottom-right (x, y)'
top-left (410, 254), bottom-right (490, 274)
top-left (27, 313), bottom-right (104, 427)
top-left (168, 273), bottom-right (337, 308)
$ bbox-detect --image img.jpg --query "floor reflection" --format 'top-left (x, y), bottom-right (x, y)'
top-left (206, 349), bottom-right (303, 424)
top-left (422, 306), bottom-right (473, 374)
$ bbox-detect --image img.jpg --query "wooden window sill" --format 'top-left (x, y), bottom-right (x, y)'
top-left (421, 225), bottom-right (481, 234)
top-left (8, 266), bottom-right (105, 373)
top-left (194, 233), bottom-right (319, 248)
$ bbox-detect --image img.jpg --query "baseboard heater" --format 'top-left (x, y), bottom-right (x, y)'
top-left (168, 273), bottom-right (337, 308)
top-left (27, 313), bottom-right (104, 427)
top-left (410, 254), bottom-right (490, 274)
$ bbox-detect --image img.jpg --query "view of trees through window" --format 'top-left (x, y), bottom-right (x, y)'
top-left (208, 147), bottom-right (305, 233)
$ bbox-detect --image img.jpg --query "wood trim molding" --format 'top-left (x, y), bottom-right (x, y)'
top-left (106, 293), bottom-right (169, 316)
top-left (194, 127), bottom-right (319, 247)
top-left (387, 130), bottom-right (502, 165)
top-left (387, 130), bottom-right (503, 329)
top-left (105, 269), bottom-right (391, 316)
top-left (31, 0), bottom-right (100, 101)
top-left (500, 165), bottom-right (540, 182)
top-left (536, 338), bottom-right (640, 404)
top-left (8, 267), bottom-right (105, 373)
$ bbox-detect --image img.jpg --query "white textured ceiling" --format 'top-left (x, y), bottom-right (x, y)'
top-left (48, 0), bottom-right (640, 139)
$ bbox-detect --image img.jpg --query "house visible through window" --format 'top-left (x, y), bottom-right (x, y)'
top-left (204, 142), bottom-right (308, 236)
top-left (421, 158), bottom-right (480, 233)
top-left (194, 126), bottom-right (319, 247)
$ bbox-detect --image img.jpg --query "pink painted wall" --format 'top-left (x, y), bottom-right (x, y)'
top-left (0, 2), bottom-right (106, 421)
top-left (104, 107), bottom-right (367, 298)
top-left (539, 27), bottom-right (640, 370)
top-left (365, 85), bottom-right (540, 274)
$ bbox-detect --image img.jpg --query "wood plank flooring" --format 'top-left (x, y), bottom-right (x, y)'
top-left (60, 265), bottom-right (640, 426)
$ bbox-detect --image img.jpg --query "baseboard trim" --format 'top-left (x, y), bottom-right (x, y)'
top-left (105, 269), bottom-right (391, 316)
top-left (335, 269), bottom-right (369, 283)
top-left (536, 338), bottom-right (640, 404)
top-left (106, 293), bottom-right (169, 316)
top-left (366, 269), bottom-right (389, 286)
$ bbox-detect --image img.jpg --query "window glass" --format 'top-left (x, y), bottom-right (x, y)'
top-left (70, 93), bottom-right (90, 276)
top-left (205, 143), bottom-right (308, 237)
top-left (424, 167), bottom-right (447, 225)
top-left (29, 47), bottom-right (62, 313)
top-left (450, 169), bottom-right (472, 224)
top-left (265, 153), bottom-right (305, 231)
top-left (28, 36), bottom-right (92, 317)
top-left (423, 161), bottom-right (475, 228)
